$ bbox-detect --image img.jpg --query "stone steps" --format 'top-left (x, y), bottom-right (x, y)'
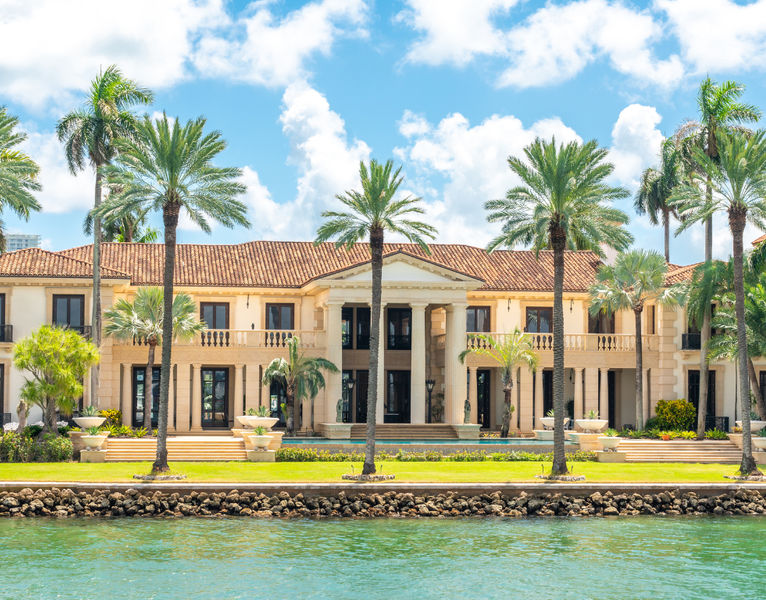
top-left (617, 440), bottom-right (742, 463)
top-left (105, 437), bottom-right (248, 462)
top-left (348, 424), bottom-right (458, 439)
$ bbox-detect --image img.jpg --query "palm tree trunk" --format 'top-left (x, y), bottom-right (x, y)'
top-left (634, 309), bottom-right (644, 429)
top-left (16, 399), bottom-right (27, 432)
top-left (731, 208), bottom-right (759, 475)
top-left (90, 168), bottom-right (103, 408)
top-left (287, 383), bottom-right (296, 436)
top-left (363, 226), bottom-right (384, 475)
top-left (697, 178), bottom-right (713, 438)
top-left (44, 397), bottom-right (56, 434)
top-left (144, 342), bottom-right (156, 432)
top-left (551, 224), bottom-right (567, 475)
top-left (501, 379), bottom-right (513, 438)
top-left (153, 202), bottom-right (179, 474)
top-left (663, 209), bottom-right (670, 263)
top-left (748, 358), bottom-right (766, 419)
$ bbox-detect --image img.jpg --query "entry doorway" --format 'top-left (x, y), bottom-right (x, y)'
top-left (201, 367), bottom-right (229, 428)
top-left (608, 370), bottom-right (616, 429)
top-left (543, 370), bottom-right (553, 416)
top-left (477, 369), bottom-right (491, 428)
top-left (385, 370), bottom-right (411, 423)
top-left (355, 370), bottom-right (369, 423)
top-left (688, 370), bottom-right (716, 417)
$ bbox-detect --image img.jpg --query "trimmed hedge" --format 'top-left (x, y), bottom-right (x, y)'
top-left (274, 448), bottom-right (597, 462)
top-left (0, 433), bottom-right (73, 462)
top-left (655, 399), bottom-right (696, 431)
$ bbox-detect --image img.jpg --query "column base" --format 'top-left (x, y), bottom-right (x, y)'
top-left (246, 449), bottom-right (275, 462)
top-left (453, 424), bottom-right (482, 439)
top-left (318, 423), bottom-right (353, 439)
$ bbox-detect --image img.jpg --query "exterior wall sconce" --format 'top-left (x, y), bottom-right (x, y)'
top-left (570, 299), bottom-right (574, 312)
top-left (507, 298), bottom-right (511, 311)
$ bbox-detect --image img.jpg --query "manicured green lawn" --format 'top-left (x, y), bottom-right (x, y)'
top-left (0, 462), bottom-right (760, 483)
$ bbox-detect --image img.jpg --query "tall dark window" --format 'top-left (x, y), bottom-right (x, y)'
top-left (201, 367), bottom-right (229, 428)
top-left (526, 307), bottom-right (552, 333)
top-left (53, 294), bottom-right (85, 332)
top-left (132, 366), bottom-right (160, 428)
top-left (342, 307), bottom-right (353, 349)
top-left (385, 370), bottom-right (411, 423)
top-left (269, 379), bottom-right (287, 426)
top-left (467, 306), bottom-right (491, 332)
top-left (0, 364), bottom-right (5, 423)
top-left (647, 305), bottom-right (656, 335)
top-left (355, 370), bottom-right (369, 422)
top-left (266, 303), bottom-right (294, 329)
top-left (387, 308), bottom-right (411, 350)
top-left (201, 302), bottom-right (229, 329)
top-left (0, 294), bottom-right (7, 342)
top-left (688, 370), bottom-right (716, 417)
top-left (588, 311), bottom-right (615, 334)
top-left (356, 307), bottom-right (370, 349)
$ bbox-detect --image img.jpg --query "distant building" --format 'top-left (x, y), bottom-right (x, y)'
top-left (5, 234), bottom-right (41, 252)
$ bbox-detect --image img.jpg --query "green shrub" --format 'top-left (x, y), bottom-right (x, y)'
top-left (22, 424), bottom-right (43, 438)
top-left (655, 399), bottom-right (696, 431)
top-left (705, 428), bottom-right (729, 440)
top-left (39, 434), bottom-right (73, 461)
top-left (0, 432), bottom-right (73, 462)
top-left (274, 447), bottom-right (597, 462)
top-left (644, 417), bottom-right (660, 430)
top-left (99, 409), bottom-right (122, 428)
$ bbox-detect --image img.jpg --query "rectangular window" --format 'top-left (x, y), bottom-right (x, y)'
top-left (0, 294), bottom-right (7, 343)
top-left (52, 294), bottom-right (85, 332)
top-left (526, 307), bottom-right (552, 333)
top-left (648, 305), bottom-right (656, 335)
top-left (200, 302), bottom-right (229, 329)
top-left (132, 366), bottom-right (160, 429)
top-left (588, 312), bottom-right (615, 334)
top-left (342, 307), bottom-right (353, 349)
top-left (0, 364), bottom-right (5, 423)
top-left (387, 308), bottom-right (411, 350)
top-left (467, 306), bottom-right (491, 332)
top-left (356, 307), bottom-right (370, 350)
top-left (266, 303), bottom-right (294, 330)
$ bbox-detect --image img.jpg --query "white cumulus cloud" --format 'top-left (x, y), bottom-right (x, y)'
top-left (608, 104), bottom-right (665, 188)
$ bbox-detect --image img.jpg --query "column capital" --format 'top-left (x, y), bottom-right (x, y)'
top-left (574, 367), bottom-right (584, 373)
top-left (410, 302), bottom-right (429, 309)
top-left (446, 301), bottom-right (468, 312)
top-left (599, 366), bottom-right (609, 373)
top-left (324, 300), bottom-right (345, 308)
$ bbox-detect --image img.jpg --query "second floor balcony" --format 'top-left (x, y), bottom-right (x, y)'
top-left (125, 329), bottom-right (323, 350)
top-left (467, 332), bottom-right (659, 353)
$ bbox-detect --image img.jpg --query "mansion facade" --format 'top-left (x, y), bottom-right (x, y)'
top-left (0, 241), bottom-right (749, 434)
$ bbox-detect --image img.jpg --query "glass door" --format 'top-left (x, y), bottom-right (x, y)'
top-left (385, 370), bottom-right (411, 423)
top-left (355, 370), bottom-right (369, 423)
top-left (477, 369), bottom-right (491, 428)
top-left (201, 368), bottom-right (229, 428)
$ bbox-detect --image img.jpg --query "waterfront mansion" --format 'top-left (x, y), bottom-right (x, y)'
top-left (0, 241), bottom-right (746, 434)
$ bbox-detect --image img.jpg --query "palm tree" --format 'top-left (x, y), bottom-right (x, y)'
top-left (315, 159), bottom-right (437, 475)
top-left (588, 249), bottom-right (685, 430)
top-left (104, 288), bottom-right (205, 430)
top-left (56, 65), bottom-right (153, 408)
top-left (674, 129), bottom-right (766, 476)
top-left (459, 329), bottom-right (538, 437)
top-left (486, 137), bottom-right (632, 475)
top-left (84, 204), bottom-right (159, 243)
top-left (685, 260), bottom-right (732, 436)
top-left (708, 273), bottom-right (766, 420)
top-left (0, 108), bottom-right (41, 251)
top-left (674, 78), bottom-right (762, 442)
top-left (635, 138), bottom-right (682, 262)
top-left (94, 114), bottom-right (249, 474)
top-left (262, 336), bottom-right (339, 436)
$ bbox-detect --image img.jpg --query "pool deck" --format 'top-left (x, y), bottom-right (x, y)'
top-left (3, 480), bottom-right (766, 496)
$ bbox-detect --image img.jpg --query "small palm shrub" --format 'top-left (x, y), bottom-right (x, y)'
top-left (655, 399), bottom-right (696, 431)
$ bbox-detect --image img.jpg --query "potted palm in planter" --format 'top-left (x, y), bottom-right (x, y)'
top-left (74, 405), bottom-right (106, 430)
top-left (236, 406), bottom-right (279, 430)
top-left (540, 409), bottom-right (570, 430)
top-left (575, 410), bottom-right (609, 433)
top-left (81, 426), bottom-right (108, 450)
top-left (598, 428), bottom-right (621, 451)
top-left (752, 428), bottom-right (766, 451)
top-left (248, 426), bottom-right (272, 451)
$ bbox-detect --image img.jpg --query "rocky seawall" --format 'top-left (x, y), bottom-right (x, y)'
top-left (2, 488), bottom-right (766, 518)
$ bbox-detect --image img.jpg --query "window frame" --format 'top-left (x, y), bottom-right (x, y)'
top-left (356, 307), bottom-right (370, 350)
top-left (265, 303), bottom-right (295, 330)
top-left (387, 307), bottom-right (412, 350)
top-left (341, 307), bottom-right (353, 349)
top-left (525, 306), bottom-right (552, 333)
top-left (52, 294), bottom-right (85, 330)
top-left (466, 306), bottom-right (491, 333)
top-left (200, 302), bottom-right (230, 330)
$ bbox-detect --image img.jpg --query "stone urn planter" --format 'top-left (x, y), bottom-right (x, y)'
top-left (575, 419), bottom-right (608, 433)
top-left (598, 436), bottom-right (621, 451)
top-left (236, 415), bottom-right (279, 430)
top-left (73, 416), bottom-right (106, 429)
top-left (539, 417), bottom-right (570, 430)
top-left (80, 434), bottom-right (107, 450)
top-left (752, 437), bottom-right (766, 450)
top-left (248, 434), bottom-right (272, 450)
top-left (736, 420), bottom-right (766, 432)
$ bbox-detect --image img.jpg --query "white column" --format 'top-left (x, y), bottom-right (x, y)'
top-left (410, 303), bottom-right (427, 424)
top-left (245, 364), bottom-right (259, 413)
top-left (121, 364), bottom-right (132, 427)
top-left (167, 364), bottom-right (176, 432)
top-left (643, 368), bottom-right (650, 424)
top-left (233, 364), bottom-right (244, 422)
top-left (468, 366), bottom-right (478, 424)
top-left (534, 369), bottom-right (544, 430)
top-left (324, 302), bottom-right (343, 423)
top-left (376, 303), bottom-right (387, 424)
top-left (600, 367), bottom-right (609, 424)
top-left (445, 302), bottom-right (467, 424)
top-left (191, 363), bottom-right (202, 431)
top-left (574, 367), bottom-right (584, 421)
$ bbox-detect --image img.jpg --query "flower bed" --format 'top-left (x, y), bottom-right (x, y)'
top-left (274, 448), bottom-right (597, 462)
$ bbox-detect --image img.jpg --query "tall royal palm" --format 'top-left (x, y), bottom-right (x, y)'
top-left (315, 159), bottom-right (436, 475)
top-left (588, 250), bottom-right (684, 430)
top-left (674, 129), bottom-right (766, 476)
top-left (0, 108), bottom-right (41, 250)
top-left (56, 65), bottom-right (152, 408)
top-left (635, 138), bottom-right (682, 262)
top-left (104, 288), bottom-right (205, 431)
top-left (675, 78), bottom-right (761, 439)
top-left (95, 115), bottom-right (249, 473)
top-left (486, 138), bottom-right (632, 475)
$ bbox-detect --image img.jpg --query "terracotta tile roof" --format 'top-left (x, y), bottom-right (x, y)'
top-left (753, 233), bottom-right (766, 246)
top-left (56, 241), bottom-right (605, 292)
top-left (665, 262), bottom-right (700, 285)
top-left (0, 247), bottom-right (129, 280)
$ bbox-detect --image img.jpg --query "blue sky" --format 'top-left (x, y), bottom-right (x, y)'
top-left (2, 0), bottom-right (766, 265)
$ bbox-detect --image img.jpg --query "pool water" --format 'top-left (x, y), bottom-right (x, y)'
top-left (2, 516), bottom-right (765, 599)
